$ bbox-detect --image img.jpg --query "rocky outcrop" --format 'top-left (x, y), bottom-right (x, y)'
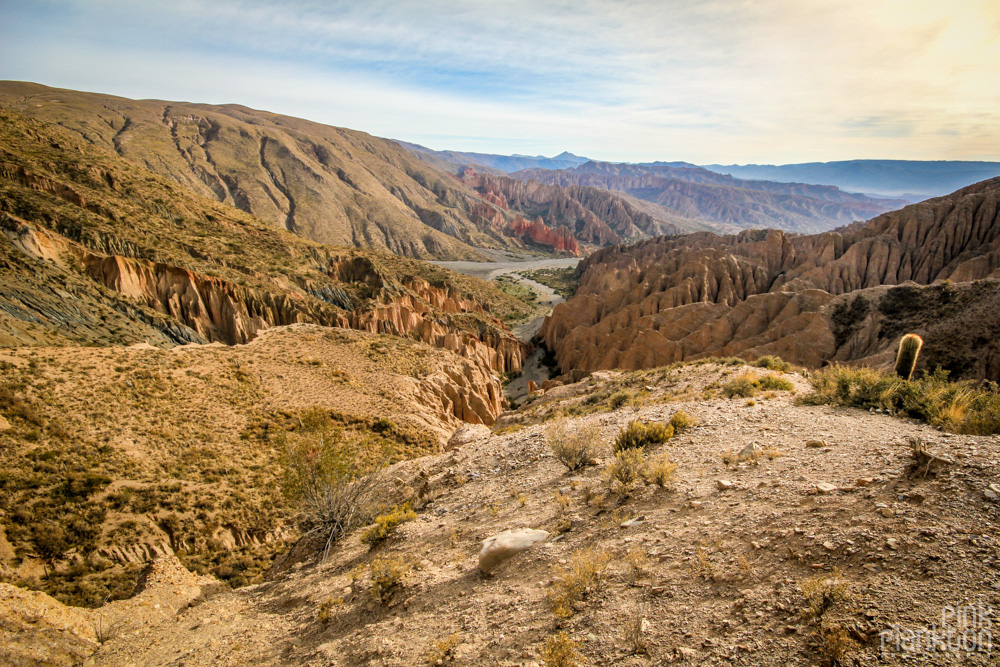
top-left (3, 217), bottom-right (528, 379)
top-left (508, 215), bottom-right (579, 255)
top-left (542, 178), bottom-right (1000, 379)
top-left (461, 168), bottom-right (685, 250)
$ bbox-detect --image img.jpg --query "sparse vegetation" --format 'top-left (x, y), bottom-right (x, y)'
top-left (548, 548), bottom-right (613, 617)
top-left (801, 365), bottom-right (1000, 434)
top-left (614, 419), bottom-right (673, 451)
top-left (540, 631), bottom-right (583, 667)
top-left (361, 504), bottom-right (417, 547)
top-left (369, 555), bottom-right (408, 603)
top-left (546, 421), bottom-right (601, 471)
top-left (752, 355), bottom-right (792, 372)
top-left (668, 409), bottom-right (697, 432)
top-left (519, 267), bottom-right (580, 300)
top-left (799, 568), bottom-right (852, 620)
top-left (723, 372), bottom-right (793, 397)
top-left (424, 632), bottom-right (462, 665)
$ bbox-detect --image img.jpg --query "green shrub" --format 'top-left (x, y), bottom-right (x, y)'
top-left (758, 374), bottom-right (794, 391)
top-left (360, 504), bottom-right (416, 547)
top-left (722, 373), bottom-right (759, 398)
top-left (800, 365), bottom-right (1000, 435)
top-left (614, 420), bottom-right (673, 451)
top-left (753, 355), bottom-right (792, 372)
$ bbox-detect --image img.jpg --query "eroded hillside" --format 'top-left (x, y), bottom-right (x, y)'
top-left (0, 108), bottom-right (531, 375)
top-left (0, 325), bottom-right (505, 609)
top-left (542, 177), bottom-right (1000, 379)
top-left (6, 362), bottom-right (997, 666)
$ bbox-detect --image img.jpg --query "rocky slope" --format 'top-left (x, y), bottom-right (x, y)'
top-left (542, 177), bottom-right (1000, 379)
top-left (7, 363), bottom-right (998, 665)
top-left (0, 107), bottom-right (530, 376)
top-left (515, 161), bottom-right (911, 234)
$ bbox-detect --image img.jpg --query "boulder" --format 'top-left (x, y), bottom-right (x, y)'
top-left (478, 529), bottom-right (549, 574)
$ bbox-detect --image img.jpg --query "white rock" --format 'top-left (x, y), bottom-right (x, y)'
top-left (479, 529), bottom-right (549, 574)
top-left (716, 479), bottom-right (734, 491)
top-left (815, 482), bottom-right (837, 494)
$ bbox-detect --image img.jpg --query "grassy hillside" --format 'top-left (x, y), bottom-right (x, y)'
top-left (0, 81), bottom-right (529, 260)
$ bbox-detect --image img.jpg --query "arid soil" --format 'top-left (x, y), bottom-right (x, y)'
top-left (12, 362), bottom-right (997, 666)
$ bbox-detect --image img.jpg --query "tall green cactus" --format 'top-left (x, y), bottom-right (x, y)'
top-left (893, 333), bottom-right (923, 380)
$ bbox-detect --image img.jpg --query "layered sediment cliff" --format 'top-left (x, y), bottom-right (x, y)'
top-left (542, 177), bottom-right (1000, 379)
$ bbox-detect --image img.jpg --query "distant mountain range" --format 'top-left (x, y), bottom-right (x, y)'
top-left (510, 161), bottom-right (909, 234)
top-left (398, 142), bottom-right (590, 173)
top-left (407, 143), bottom-right (1000, 205)
top-left (702, 160), bottom-right (1000, 200)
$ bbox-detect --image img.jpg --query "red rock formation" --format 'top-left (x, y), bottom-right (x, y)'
top-left (542, 177), bottom-right (1000, 379)
top-left (507, 216), bottom-right (579, 255)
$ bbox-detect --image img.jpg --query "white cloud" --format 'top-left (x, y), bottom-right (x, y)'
top-left (1, 0), bottom-right (998, 163)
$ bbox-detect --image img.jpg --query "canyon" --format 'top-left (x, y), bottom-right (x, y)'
top-left (543, 177), bottom-right (1000, 380)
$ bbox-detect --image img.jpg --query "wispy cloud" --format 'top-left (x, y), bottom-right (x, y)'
top-left (1, 0), bottom-right (998, 163)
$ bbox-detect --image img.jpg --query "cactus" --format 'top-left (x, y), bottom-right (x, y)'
top-left (893, 334), bottom-right (923, 380)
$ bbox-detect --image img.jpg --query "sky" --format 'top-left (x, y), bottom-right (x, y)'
top-left (2, 0), bottom-right (999, 164)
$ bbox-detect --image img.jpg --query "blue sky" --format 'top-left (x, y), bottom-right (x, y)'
top-left (2, 0), bottom-right (999, 163)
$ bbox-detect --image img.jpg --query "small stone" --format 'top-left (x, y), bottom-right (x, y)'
top-left (620, 516), bottom-right (645, 528)
top-left (880, 508), bottom-right (895, 518)
top-left (0, 415), bottom-right (10, 431)
top-left (886, 538), bottom-right (899, 550)
top-left (689, 501), bottom-right (703, 509)
top-left (822, 541), bottom-right (836, 551)
top-left (716, 479), bottom-right (734, 491)
top-left (676, 647), bottom-right (699, 659)
top-left (805, 440), bottom-right (826, 448)
top-left (785, 625), bottom-right (798, 634)
top-left (856, 477), bottom-right (874, 487)
top-left (985, 485), bottom-right (1000, 500)
top-left (815, 482), bottom-right (837, 494)
top-left (738, 443), bottom-right (762, 461)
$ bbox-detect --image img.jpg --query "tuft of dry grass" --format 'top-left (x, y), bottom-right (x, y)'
top-left (614, 419), bottom-right (673, 451)
top-left (424, 632), bottom-right (462, 665)
top-left (546, 421), bottom-right (601, 471)
top-left (369, 555), bottom-right (409, 604)
top-left (801, 365), bottom-right (1000, 434)
top-left (540, 631), bottom-right (583, 667)
top-left (643, 453), bottom-right (678, 487)
top-left (361, 504), bottom-right (417, 547)
top-left (604, 448), bottom-right (646, 497)
top-left (548, 548), bottom-right (614, 617)
top-left (668, 409), bottom-right (698, 433)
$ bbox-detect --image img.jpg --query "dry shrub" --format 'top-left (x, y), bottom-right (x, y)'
top-left (369, 555), bottom-right (408, 604)
top-left (668, 409), bottom-right (697, 433)
top-left (753, 355), bottom-right (792, 372)
top-left (802, 365), bottom-right (1000, 434)
top-left (361, 504), bottom-right (416, 547)
top-left (614, 419), bottom-right (673, 451)
top-left (424, 632), bottom-right (462, 665)
top-left (800, 568), bottom-right (852, 620)
top-left (541, 631), bottom-right (583, 667)
top-left (643, 453), bottom-right (678, 487)
top-left (546, 421), bottom-right (601, 471)
top-left (548, 548), bottom-right (613, 617)
top-left (604, 448), bottom-right (646, 497)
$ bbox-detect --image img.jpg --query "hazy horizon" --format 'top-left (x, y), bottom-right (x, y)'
top-left (2, 1), bottom-right (998, 164)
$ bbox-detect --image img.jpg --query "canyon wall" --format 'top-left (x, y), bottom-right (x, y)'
top-left (542, 177), bottom-right (1000, 379)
